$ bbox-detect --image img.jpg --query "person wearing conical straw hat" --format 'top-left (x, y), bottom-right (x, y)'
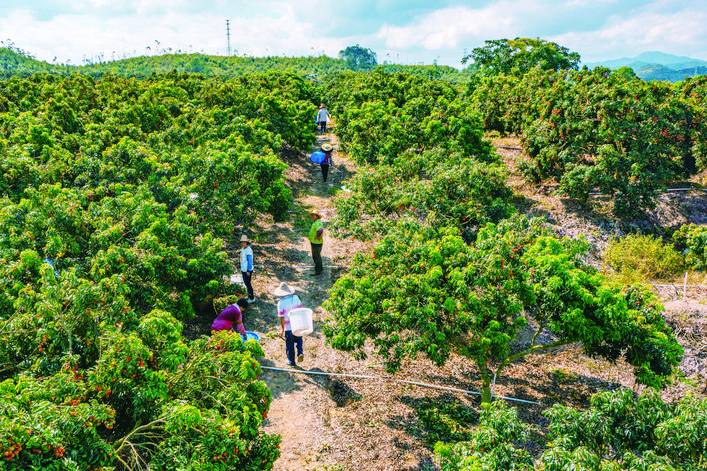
top-left (320, 143), bottom-right (333, 183)
top-left (308, 211), bottom-right (324, 276)
top-left (239, 234), bottom-right (255, 303)
top-left (274, 282), bottom-right (304, 366)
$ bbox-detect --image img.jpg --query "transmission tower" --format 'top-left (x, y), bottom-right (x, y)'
top-left (226, 19), bottom-right (231, 56)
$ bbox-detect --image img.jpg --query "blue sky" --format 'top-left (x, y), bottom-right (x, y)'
top-left (1, 0), bottom-right (705, 67)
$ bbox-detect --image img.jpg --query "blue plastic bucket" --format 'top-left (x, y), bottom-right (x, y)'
top-left (245, 331), bottom-right (260, 342)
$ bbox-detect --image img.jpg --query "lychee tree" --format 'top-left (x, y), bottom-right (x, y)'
top-left (322, 215), bottom-right (683, 403)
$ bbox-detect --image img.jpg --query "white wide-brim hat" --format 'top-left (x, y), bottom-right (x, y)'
top-left (273, 282), bottom-right (296, 297)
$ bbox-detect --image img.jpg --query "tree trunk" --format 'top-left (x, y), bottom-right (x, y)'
top-left (481, 379), bottom-right (492, 403)
top-left (477, 361), bottom-right (492, 403)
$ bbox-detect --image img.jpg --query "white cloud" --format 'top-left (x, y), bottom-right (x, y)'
top-left (553, 8), bottom-right (707, 61)
top-left (2, 0), bottom-right (707, 68)
top-left (0, 3), bottom-right (347, 64)
top-left (376, 4), bottom-right (517, 50)
top-left (562, 0), bottom-right (616, 7)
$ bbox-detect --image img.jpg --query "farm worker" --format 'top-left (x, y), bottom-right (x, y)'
top-left (320, 143), bottom-right (334, 183)
top-left (240, 234), bottom-right (255, 303)
top-left (316, 104), bottom-right (331, 134)
top-left (274, 282), bottom-right (304, 366)
top-left (308, 211), bottom-right (324, 276)
top-left (211, 298), bottom-right (249, 341)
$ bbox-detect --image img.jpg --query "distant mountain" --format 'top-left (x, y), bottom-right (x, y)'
top-left (585, 51), bottom-right (707, 71)
top-left (583, 51), bottom-right (707, 82)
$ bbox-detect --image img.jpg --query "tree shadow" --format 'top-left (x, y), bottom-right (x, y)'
top-left (256, 357), bottom-right (306, 400)
top-left (421, 355), bottom-right (624, 424)
top-left (388, 393), bottom-right (479, 449)
top-left (515, 182), bottom-right (707, 237)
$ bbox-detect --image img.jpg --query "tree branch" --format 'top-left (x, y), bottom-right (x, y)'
top-left (113, 418), bottom-right (166, 456)
top-left (506, 339), bottom-right (570, 366)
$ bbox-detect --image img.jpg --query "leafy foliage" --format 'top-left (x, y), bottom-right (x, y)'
top-left (0, 43), bottom-right (700, 471)
top-left (674, 222), bottom-right (707, 270)
top-left (323, 215), bottom-right (683, 401)
top-left (470, 66), bottom-right (707, 216)
top-left (437, 390), bottom-right (707, 471)
top-left (338, 44), bottom-right (378, 71)
top-left (462, 38), bottom-right (580, 76)
top-left (331, 148), bottom-right (513, 239)
top-left (320, 68), bottom-right (510, 240)
top-left (0, 46), bottom-right (472, 85)
top-left (405, 396), bottom-right (478, 446)
top-left (0, 70), bottom-right (317, 469)
top-left (323, 68), bottom-right (493, 165)
top-left (542, 388), bottom-right (706, 470)
top-left (434, 401), bottom-right (534, 471)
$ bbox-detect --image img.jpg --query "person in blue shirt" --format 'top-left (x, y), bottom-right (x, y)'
top-left (240, 234), bottom-right (255, 303)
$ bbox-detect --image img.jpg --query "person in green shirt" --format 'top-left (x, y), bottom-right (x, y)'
top-left (308, 211), bottom-right (324, 276)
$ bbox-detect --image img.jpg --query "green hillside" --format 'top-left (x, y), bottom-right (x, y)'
top-left (585, 51), bottom-right (707, 82)
top-left (636, 63), bottom-right (707, 82)
top-left (0, 47), bottom-right (469, 83)
top-left (0, 47), bottom-right (68, 76)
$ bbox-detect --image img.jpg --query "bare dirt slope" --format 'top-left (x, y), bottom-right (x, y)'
top-left (190, 135), bottom-right (706, 471)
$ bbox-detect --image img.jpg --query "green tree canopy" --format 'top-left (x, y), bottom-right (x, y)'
top-left (338, 44), bottom-right (378, 71)
top-left (612, 65), bottom-right (638, 80)
top-left (323, 215), bottom-right (683, 403)
top-left (462, 38), bottom-right (580, 76)
top-left (436, 389), bottom-right (707, 470)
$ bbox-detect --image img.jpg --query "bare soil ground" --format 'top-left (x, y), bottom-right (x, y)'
top-left (188, 135), bottom-right (707, 471)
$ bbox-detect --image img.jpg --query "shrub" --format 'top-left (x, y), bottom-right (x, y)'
top-left (434, 400), bottom-right (534, 471)
top-left (674, 223), bottom-right (707, 270)
top-left (542, 388), bottom-right (706, 471)
top-left (603, 234), bottom-right (684, 283)
top-left (436, 389), bottom-right (707, 471)
top-left (406, 396), bottom-right (477, 446)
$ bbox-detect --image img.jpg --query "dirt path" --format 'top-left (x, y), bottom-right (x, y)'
top-left (242, 129), bottom-right (386, 471)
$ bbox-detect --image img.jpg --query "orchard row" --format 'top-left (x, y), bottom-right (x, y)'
top-left (0, 71), bottom-right (321, 470)
top-left (471, 68), bottom-right (707, 216)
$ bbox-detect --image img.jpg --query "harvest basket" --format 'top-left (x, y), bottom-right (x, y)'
top-left (289, 308), bottom-right (314, 336)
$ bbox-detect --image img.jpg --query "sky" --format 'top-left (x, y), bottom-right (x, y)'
top-left (1, 0), bottom-right (706, 68)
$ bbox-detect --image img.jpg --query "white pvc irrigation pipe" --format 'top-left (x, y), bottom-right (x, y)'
top-left (589, 188), bottom-right (706, 196)
top-left (258, 365), bottom-right (540, 405)
top-left (293, 265), bottom-right (341, 269)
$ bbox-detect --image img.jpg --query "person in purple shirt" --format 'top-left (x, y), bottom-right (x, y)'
top-left (211, 298), bottom-right (249, 340)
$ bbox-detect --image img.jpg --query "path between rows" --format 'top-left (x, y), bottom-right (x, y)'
top-left (242, 129), bottom-right (383, 471)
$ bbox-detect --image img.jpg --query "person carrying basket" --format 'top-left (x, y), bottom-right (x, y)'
top-left (274, 282), bottom-right (304, 367)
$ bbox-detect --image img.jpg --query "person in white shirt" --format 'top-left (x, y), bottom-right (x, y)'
top-left (317, 104), bottom-right (332, 134)
top-left (274, 282), bottom-right (304, 366)
top-left (240, 234), bottom-right (255, 303)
